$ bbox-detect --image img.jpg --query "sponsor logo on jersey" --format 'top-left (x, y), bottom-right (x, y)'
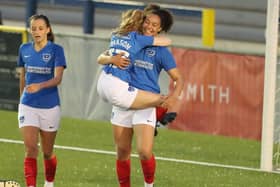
top-left (134, 60), bottom-right (153, 70)
top-left (42, 53), bottom-right (51, 63)
top-left (26, 66), bottom-right (51, 74)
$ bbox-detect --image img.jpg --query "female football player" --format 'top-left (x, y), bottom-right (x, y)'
top-left (17, 14), bottom-right (67, 187)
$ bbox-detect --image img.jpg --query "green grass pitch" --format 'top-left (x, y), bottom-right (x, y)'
top-left (0, 110), bottom-right (280, 187)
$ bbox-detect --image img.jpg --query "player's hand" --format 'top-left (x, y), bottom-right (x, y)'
top-left (25, 83), bottom-right (42, 93)
top-left (111, 53), bottom-right (130, 69)
top-left (161, 95), bottom-right (177, 109)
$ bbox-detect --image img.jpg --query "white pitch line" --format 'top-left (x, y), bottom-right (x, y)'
top-left (0, 138), bottom-right (279, 174)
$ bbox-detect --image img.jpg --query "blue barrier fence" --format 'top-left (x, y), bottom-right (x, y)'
top-left (24, 0), bottom-right (203, 34)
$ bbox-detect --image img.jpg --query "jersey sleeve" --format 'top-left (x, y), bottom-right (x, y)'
top-left (160, 47), bottom-right (177, 71)
top-left (133, 32), bottom-right (154, 49)
top-left (54, 45), bottom-right (67, 69)
top-left (17, 44), bottom-right (25, 67)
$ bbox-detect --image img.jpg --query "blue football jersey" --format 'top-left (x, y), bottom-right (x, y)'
top-left (130, 46), bottom-right (177, 93)
top-left (103, 31), bottom-right (153, 83)
top-left (17, 41), bottom-right (67, 108)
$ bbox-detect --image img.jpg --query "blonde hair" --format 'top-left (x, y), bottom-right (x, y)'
top-left (113, 9), bottom-right (144, 36)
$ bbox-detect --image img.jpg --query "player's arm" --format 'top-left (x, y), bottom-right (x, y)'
top-left (152, 36), bottom-right (172, 46)
top-left (25, 66), bottom-right (65, 93)
top-left (97, 50), bottom-right (112, 65)
top-left (18, 67), bottom-right (25, 97)
top-left (97, 50), bottom-right (130, 69)
top-left (162, 68), bottom-right (184, 109)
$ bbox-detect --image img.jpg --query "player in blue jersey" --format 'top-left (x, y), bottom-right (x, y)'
top-left (98, 5), bottom-right (184, 187)
top-left (97, 9), bottom-right (172, 110)
top-left (17, 14), bottom-right (66, 187)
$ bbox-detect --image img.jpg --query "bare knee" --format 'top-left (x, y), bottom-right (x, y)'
top-left (25, 145), bottom-right (39, 158)
top-left (117, 146), bottom-right (131, 160)
top-left (137, 147), bottom-right (152, 160)
top-left (43, 152), bottom-right (53, 160)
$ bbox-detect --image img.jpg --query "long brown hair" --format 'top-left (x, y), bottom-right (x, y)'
top-left (113, 9), bottom-right (144, 36)
top-left (29, 14), bottom-right (55, 42)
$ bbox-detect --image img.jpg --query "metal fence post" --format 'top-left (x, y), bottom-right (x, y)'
top-left (83, 0), bottom-right (95, 34)
top-left (26, 0), bottom-right (38, 27)
top-left (0, 11), bottom-right (3, 25)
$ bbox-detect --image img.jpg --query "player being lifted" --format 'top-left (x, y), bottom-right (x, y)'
top-left (96, 9), bottom-right (172, 110)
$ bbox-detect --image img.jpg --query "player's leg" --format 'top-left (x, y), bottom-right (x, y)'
top-left (21, 126), bottom-right (40, 187)
top-left (40, 131), bottom-right (57, 187)
top-left (111, 106), bottom-right (134, 187)
top-left (129, 89), bottom-right (165, 109)
top-left (134, 125), bottom-right (156, 187)
top-left (156, 106), bottom-right (168, 122)
top-left (133, 108), bottom-right (156, 187)
top-left (113, 125), bottom-right (133, 187)
top-left (39, 106), bottom-right (60, 187)
top-left (97, 71), bottom-right (166, 109)
top-left (18, 104), bottom-right (40, 187)
top-left (21, 126), bottom-right (40, 158)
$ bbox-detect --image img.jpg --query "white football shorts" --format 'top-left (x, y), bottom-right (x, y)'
top-left (97, 71), bottom-right (138, 109)
top-left (111, 106), bottom-right (156, 128)
top-left (18, 104), bottom-right (61, 132)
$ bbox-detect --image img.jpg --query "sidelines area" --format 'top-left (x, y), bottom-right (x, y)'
top-left (1, 138), bottom-right (279, 175)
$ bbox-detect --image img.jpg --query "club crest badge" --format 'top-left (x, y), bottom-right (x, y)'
top-left (128, 86), bottom-right (135, 92)
top-left (42, 53), bottom-right (51, 63)
top-left (19, 115), bottom-right (25, 123)
top-left (146, 49), bottom-right (155, 57)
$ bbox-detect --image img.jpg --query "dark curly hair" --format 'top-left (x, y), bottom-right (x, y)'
top-left (143, 4), bottom-right (174, 33)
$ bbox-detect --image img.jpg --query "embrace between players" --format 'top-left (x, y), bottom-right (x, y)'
top-left (17, 3), bottom-right (183, 187)
top-left (96, 4), bottom-right (184, 187)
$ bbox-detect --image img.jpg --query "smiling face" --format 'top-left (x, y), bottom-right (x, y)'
top-left (142, 13), bottom-right (162, 36)
top-left (30, 18), bottom-right (50, 44)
